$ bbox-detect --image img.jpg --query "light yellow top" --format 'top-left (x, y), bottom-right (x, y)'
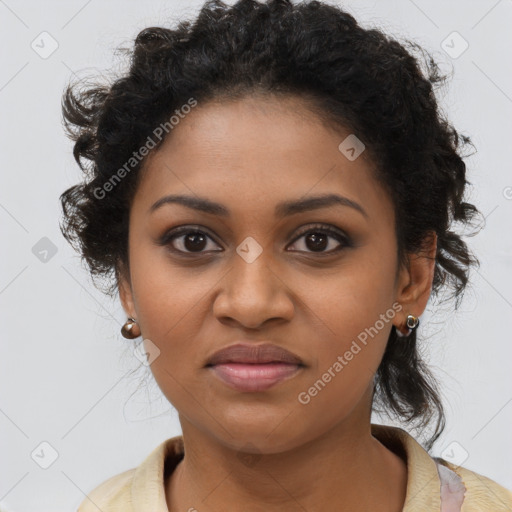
top-left (77, 424), bottom-right (512, 511)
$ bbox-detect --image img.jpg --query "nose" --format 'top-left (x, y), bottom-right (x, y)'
top-left (212, 249), bottom-right (294, 329)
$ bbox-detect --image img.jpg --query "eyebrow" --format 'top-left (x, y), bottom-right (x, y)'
top-left (149, 193), bottom-right (368, 219)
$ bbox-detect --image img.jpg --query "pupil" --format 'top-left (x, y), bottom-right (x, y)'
top-left (306, 232), bottom-right (327, 251)
top-left (185, 232), bottom-right (206, 251)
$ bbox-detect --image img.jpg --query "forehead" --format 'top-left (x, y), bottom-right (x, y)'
top-left (131, 95), bottom-right (394, 227)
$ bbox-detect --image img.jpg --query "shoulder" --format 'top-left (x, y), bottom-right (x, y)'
top-left (75, 435), bottom-right (183, 511)
top-left (77, 468), bottom-right (135, 511)
top-left (437, 458), bottom-right (512, 511)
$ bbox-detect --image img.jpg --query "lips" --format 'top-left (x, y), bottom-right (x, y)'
top-left (205, 343), bottom-right (304, 392)
top-left (205, 342), bottom-right (304, 366)
top-left (209, 363), bottom-right (302, 392)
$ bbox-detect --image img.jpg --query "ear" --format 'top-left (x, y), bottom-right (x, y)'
top-left (393, 231), bottom-right (437, 335)
top-left (117, 260), bottom-right (137, 319)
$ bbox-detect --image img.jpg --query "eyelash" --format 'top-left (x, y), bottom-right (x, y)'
top-left (159, 223), bottom-right (351, 257)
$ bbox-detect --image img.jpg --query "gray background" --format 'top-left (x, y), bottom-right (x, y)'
top-left (1, 0), bottom-right (511, 510)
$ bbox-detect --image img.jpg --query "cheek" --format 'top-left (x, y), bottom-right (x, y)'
top-left (295, 252), bottom-right (396, 341)
top-left (128, 250), bottom-right (211, 391)
top-left (286, 305), bottom-right (391, 442)
top-left (129, 241), bottom-right (209, 336)
top-left (294, 258), bottom-right (396, 400)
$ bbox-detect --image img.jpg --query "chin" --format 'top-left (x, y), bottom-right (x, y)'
top-left (210, 417), bottom-right (312, 455)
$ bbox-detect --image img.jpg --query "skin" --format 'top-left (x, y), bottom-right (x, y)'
top-left (118, 94), bottom-right (437, 512)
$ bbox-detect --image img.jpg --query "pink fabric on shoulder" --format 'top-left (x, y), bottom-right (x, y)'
top-left (434, 459), bottom-right (467, 512)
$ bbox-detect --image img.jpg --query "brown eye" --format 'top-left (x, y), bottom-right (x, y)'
top-left (160, 226), bottom-right (222, 255)
top-left (288, 224), bottom-right (351, 255)
top-left (180, 231), bottom-right (209, 252)
top-left (303, 232), bottom-right (330, 252)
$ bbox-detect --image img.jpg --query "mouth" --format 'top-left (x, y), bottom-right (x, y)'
top-left (204, 342), bottom-right (305, 392)
top-left (206, 362), bottom-right (304, 392)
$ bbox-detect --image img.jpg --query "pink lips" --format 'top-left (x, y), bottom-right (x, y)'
top-left (205, 342), bottom-right (304, 392)
top-left (209, 362), bottom-right (302, 392)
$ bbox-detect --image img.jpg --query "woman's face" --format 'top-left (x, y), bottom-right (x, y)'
top-left (119, 94), bottom-right (433, 453)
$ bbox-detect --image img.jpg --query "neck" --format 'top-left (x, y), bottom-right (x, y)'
top-left (165, 416), bottom-right (407, 512)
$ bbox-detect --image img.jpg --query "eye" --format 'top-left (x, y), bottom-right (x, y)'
top-left (160, 226), bottom-right (222, 255)
top-left (287, 224), bottom-right (350, 255)
top-left (159, 223), bottom-right (351, 257)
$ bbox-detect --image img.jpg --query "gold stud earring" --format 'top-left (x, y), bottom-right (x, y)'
top-left (121, 317), bottom-right (141, 339)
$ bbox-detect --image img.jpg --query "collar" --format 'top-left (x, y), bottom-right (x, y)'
top-left (371, 423), bottom-right (442, 511)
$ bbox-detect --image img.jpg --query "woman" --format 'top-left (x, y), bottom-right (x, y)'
top-left (59, 0), bottom-right (512, 510)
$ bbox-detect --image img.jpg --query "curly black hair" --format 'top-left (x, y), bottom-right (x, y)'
top-left (59, 0), bottom-right (483, 452)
